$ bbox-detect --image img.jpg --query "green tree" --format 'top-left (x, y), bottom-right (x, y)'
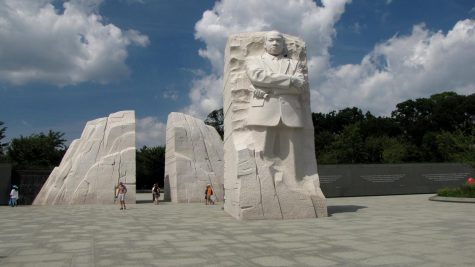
top-left (392, 97), bottom-right (434, 146)
top-left (7, 130), bottom-right (67, 169)
top-left (435, 130), bottom-right (475, 168)
top-left (359, 112), bottom-right (401, 138)
top-left (204, 108), bottom-right (224, 139)
top-left (313, 108), bottom-right (368, 164)
top-left (382, 137), bottom-right (408, 163)
top-left (0, 121), bottom-right (6, 158)
top-left (314, 130), bottom-right (335, 162)
top-left (313, 107), bottom-right (365, 134)
top-left (136, 145), bottom-right (165, 189)
top-left (392, 92), bottom-right (475, 146)
top-left (430, 92), bottom-right (474, 134)
top-left (330, 123), bottom-right (367, 163)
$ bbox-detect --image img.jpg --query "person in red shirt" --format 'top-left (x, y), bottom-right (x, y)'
top-left (205, 184), bottom-right (214, 205)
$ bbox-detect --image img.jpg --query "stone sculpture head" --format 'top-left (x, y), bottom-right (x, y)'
top-left (264, 31), bottom-right (285, 56)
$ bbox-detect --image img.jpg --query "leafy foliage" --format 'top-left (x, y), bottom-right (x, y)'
top-left (437, 183), bottom-right (475, 198)
top-left (136, 145), bottom-right (165, 189)
top-left (313, 92), bottom-right (474, 165)
top-left (7, 130), bottom-right (66, 169)
top-left (204, 108), bottom-right (224, 139)
top-left (0, 121), bottom-right (7, 154)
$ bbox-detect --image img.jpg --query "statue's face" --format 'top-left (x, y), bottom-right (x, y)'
top-left (265, 34), bottom-right (284, 56)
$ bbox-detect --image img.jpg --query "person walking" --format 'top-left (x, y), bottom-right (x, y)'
top-left (9, 185), bottom-right (19, 207)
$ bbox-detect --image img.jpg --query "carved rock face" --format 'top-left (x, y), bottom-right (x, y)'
top-left (223, 31), bottom-right (327, 220)
top-left (34, 111), bottom-right (136, 205)
top-left (264, 31), bottom-right (285, 56)
top-left (164, 112), bottom-right (224, 203)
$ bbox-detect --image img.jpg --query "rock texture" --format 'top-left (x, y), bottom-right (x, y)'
top-left (34, 111), bottom-right (136, 205)
top-left (164, 112), bottom-right (224, 203)
top-left (223, 32), bottom-right (327, 220)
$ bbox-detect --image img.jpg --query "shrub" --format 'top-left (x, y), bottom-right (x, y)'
top-left (437, 183), bottom-right (475, 198)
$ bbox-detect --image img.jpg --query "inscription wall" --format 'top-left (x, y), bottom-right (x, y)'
top-left (319, 163), bottom-right (474, 197)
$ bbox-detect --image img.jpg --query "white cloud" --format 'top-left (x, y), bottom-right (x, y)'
top-left (191, 0), bottom-right (475, 118)
top-left (187, 0), bottom-right (351, 118)
top-left (162, 89), bottom-right (179, 101)
top-left (181, 74), bottom-right (223, 118)
top-left (317, 20), bottom-right (475, 115)
top-left (0, 0), bottom-right (149, 86)
top-left (136, 116), bottom-right (166, 147)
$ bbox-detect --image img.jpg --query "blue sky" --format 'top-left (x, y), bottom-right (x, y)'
top-left (1, 0), bottom-right (474, 147)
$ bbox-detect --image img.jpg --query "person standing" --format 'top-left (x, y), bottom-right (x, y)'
top-left (205, 184), bottom-right (214, 205)
top-left (152, 183), bottom-right (160, 205)
top-left (117, 182), bottom-right (127, 210)
top-left (9, 185), bottom-right (19, 207)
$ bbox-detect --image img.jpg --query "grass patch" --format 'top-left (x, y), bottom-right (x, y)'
top-left (437, 183), bottom-right (475, 198)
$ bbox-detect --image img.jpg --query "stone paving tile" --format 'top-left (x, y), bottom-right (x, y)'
top-left (0, 194), bottom-right (474, 266)
top-left (294, 256), bottom-right (338, 266)
top-left (360, 254), bottom-right (422, 266)
top-left (251, 256), bottom-right (296, 266)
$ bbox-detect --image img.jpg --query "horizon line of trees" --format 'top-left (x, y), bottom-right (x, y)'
top-left (312, 92), bottom-right (474, 166)
top-left (1, 91), bottom-right (474, 189)
top-left (204, 91), bottom-right (474, 167)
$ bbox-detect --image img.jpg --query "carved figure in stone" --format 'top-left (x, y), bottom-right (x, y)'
top-left (223, 31), bottom-right (327, 220)
top-left (245, 31), bottom-right (310, 190)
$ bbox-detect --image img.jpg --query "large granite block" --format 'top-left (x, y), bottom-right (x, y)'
top-left (223, 31), bottom-right (327, 220)
top-left (33, 111), bottom-right (136, 205)
top-left (164, 112), bottom-right (224, 203)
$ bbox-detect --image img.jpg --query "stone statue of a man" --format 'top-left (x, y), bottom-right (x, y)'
top-left (223, 31), bottom-right (327, 220)
top-left (245, 31), bottom-right (309, 189)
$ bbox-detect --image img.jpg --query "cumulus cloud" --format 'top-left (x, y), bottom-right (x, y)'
top-left (187, 0), bottom-right (351, 118)
top-left (136, 116), bottom-right (166, 147)
top-left (317, 20), bottom-right (475, 115)
top-left (182, 74), bottom-right (223, 118)
top-left (190, 0), bottom-right (475, 118)
top-left (0, 0), bottom-right (149, 86)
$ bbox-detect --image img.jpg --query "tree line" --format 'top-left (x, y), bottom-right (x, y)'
top-left (204, 92), bottom-right (474, 166)
top-left (0, 126), bottom-right (164, 189)
top-left (1, 91), bottom-right (473, 189)
top-left (312, 92), bottom-right (474, 165)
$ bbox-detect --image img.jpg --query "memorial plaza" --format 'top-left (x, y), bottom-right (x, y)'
top-left (0, 193), bottom-right (474, 266)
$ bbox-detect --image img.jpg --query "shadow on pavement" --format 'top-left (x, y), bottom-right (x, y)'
top-left (136, 200), bottom-right (153, 204)
top-left (327, 205), bottom-right (367, 216)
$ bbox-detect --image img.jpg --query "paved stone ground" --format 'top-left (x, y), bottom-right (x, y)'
top-left (0, 194), bottom-right (474, 267)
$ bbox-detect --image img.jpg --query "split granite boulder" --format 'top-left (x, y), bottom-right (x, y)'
top-left (164, 112), bottom-right (224, 203)
top-left (34, 111), bottom-right (136, 205)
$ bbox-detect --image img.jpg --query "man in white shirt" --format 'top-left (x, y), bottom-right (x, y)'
top-left (9, 185), bottom-right (19, 207)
